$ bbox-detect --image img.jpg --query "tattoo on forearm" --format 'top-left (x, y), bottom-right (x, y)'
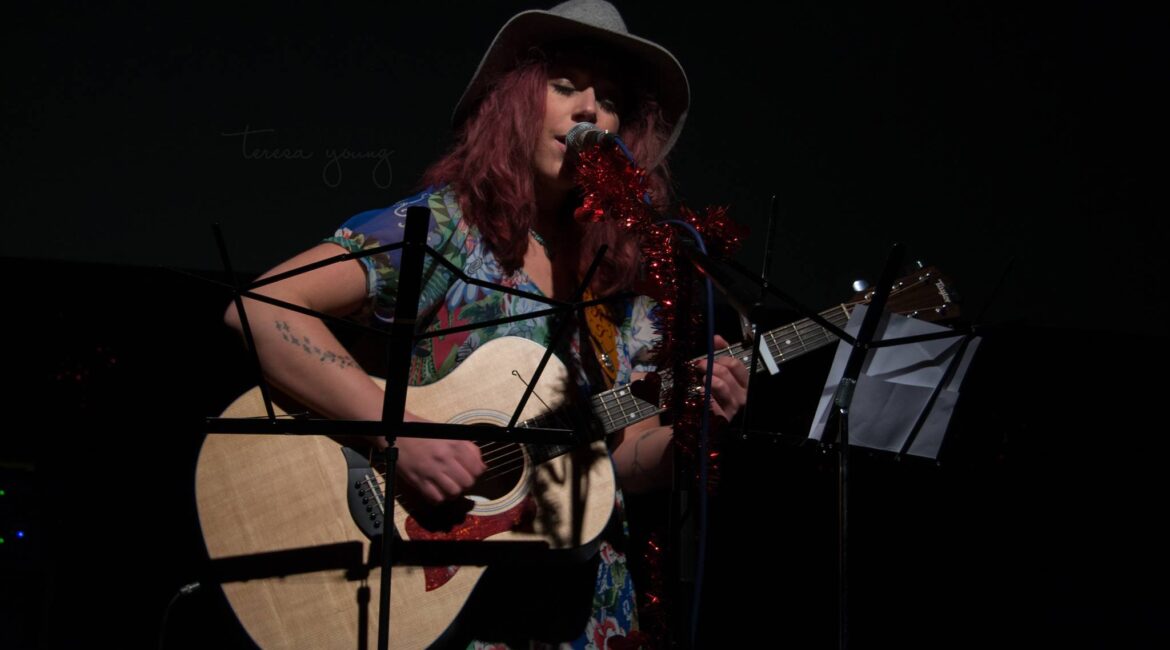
top-left (275, 320), bottom-right (357, 369)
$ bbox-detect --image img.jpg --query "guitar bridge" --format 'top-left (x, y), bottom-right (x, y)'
top-left (341, 446), bottom-right (385, 539)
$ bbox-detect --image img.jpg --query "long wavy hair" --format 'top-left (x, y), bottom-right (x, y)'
top-left (421, 51), bottom-right (675, 296)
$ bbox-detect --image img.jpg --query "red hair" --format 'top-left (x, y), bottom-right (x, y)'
top-left (421, 55), bottom-right (675, 296)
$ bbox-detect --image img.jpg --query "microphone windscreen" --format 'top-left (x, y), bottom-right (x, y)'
top-left (566, 122), bottom-right (601, 150)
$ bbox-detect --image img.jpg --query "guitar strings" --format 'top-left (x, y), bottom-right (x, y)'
top-left (646, 312), bottom-right (849, 396)
top-left (373, 455), bottom-right (528, 501)
top-left (379, 346), bottom-right (855, 498)
top-left (370, 441), bottom-right (543, 498)
top-left (369, 406), bottom-right (587, 499)
top-left (585, 275), bottom-right (936, 408)
top-left (478, 442), bottom-right (524, 466)
top-left (474, 403), bottom-right (580, 483)
top-left (373, 342), bottom-right (782, 497)
top-left (374, 302), bottom-right (858, 495)
top-left (373, 277), bottom-right (943, 501)
top-left (375, 406), bottom-right (589, 497)
top-left (716, 275), bottom-right (940, 369)
top-left (387, 281), bottom-right (930, 494)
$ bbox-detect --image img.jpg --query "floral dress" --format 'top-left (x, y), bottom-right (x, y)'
top-left (325, 186), bottom-right (658, 649)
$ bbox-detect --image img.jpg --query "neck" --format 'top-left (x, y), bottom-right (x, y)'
top-left (534, 183), bottom-right (570, 223)
top-left (532, 187), bottom-right (575, 244)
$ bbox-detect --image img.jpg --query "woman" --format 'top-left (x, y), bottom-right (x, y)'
top-left (224, 1), bottom-right (747, 646)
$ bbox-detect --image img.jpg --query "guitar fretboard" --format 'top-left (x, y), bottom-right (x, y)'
top-left (577, 302), bottom-right (856, 437)
top-left (520, 264), bottom-right (952, 462)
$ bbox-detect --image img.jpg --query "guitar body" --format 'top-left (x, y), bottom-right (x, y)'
top-left (195, 337), bottom-right (616, 649)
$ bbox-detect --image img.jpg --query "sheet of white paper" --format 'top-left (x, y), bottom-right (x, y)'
top-left (808, 305), bottom-right (980, 459)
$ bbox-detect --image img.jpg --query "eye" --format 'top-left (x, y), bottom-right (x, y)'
top-left (551, 82), bottom-right (575, 96)
top-left (599, 97), bottom-right (620, 114)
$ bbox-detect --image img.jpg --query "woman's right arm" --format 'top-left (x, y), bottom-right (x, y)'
top-left (223, 242), bottom-right (387, 422)
top-left (223, 242), bottom-right (485, 503)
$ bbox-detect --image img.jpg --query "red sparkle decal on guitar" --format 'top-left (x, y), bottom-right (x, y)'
top-left (405, 496), bottom-right (536, 591)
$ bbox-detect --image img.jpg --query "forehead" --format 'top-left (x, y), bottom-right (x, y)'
top-left (548, 63), bottom-right (624, 95)
top-left (545, 43), bottom-right (637, 94)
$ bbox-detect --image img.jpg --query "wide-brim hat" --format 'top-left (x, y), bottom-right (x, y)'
top-left (452, 0), bottom-right (690, 168)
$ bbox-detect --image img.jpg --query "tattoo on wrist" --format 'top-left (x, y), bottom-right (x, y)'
top-left (275, 320), bottom-right (356, 369)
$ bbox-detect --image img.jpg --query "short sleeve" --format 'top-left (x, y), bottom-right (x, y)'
top-left (324, 187), bottom-right (464, 324)
top-left (621, 294), bottom-right (661, 377)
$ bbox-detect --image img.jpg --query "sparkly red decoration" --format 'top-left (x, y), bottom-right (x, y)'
top-left (636, 532), bottom-right (668, 645)
top-left (574, 144), bottom-right (747, 647)
top-left (573, 146), bottom-right (746, 484)
top-left (404, 496), bottom-right (536, 591)
top-left (608, 630), bottom-right (654, 650)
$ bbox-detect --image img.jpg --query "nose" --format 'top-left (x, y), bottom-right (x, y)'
top-left (571, 87), bottom-right (599, 124)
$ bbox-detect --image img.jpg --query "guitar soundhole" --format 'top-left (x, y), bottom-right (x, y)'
top-left (466, 442), bottom-right (526, 504)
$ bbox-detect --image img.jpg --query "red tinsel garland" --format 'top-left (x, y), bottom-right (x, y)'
top-left (572, 144), bottom-right (747, 648)
top-left (572, 146), bottom-right (747, 474)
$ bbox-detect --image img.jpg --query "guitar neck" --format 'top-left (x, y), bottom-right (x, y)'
top-left (584, 302), bottom-right (856, 436)
top-left (716, 303), bottom-right (855, 377)
top-left (515, 266), bottom-right (954, 462)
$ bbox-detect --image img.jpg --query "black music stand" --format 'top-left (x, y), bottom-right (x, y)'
top-left (809, 304), bottom-right (982, 459)
top-left (815, 245), bottom-right (980, 650)
top-left (205, 205), bottom-right (627, 650)
top-left (678, 239), bottom-right (983, 650)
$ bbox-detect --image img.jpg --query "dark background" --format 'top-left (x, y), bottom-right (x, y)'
top-left (1, 1), bottom-right (1166, 648)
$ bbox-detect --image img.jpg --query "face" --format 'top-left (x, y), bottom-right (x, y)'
top-left (533, 64), bottom-right (624, 199)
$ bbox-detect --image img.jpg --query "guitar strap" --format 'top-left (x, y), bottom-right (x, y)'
top-left (580, 288), bottom-right (619, 390)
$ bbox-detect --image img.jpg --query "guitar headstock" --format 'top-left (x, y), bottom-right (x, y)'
top-left (847, 266), bottom-right (959, 323)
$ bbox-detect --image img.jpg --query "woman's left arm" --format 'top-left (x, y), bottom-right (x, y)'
top-left (611, 336), bottom-right (749, 493)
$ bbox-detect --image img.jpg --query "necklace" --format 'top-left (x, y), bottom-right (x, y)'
top-left (530, 228), bottom-right (553, 258)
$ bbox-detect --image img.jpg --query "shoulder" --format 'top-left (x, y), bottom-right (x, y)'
top-left (339, 186), bottom-right (456, 231)
top-left (330, 186), bottom-right (470, 252)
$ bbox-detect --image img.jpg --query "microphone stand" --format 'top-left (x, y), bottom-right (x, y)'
top-left (663, 194), bottom-right (784, 648)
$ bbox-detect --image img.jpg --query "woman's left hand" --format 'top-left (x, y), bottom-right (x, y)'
top-left (695, 334), bottom-right (750, 422)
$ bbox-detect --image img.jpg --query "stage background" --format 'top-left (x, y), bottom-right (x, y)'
top-left (2, 2), bottom-right (1165, 648)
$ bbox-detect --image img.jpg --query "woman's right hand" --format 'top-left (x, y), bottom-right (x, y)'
top-left (393, 436), bottom-right (487, 505)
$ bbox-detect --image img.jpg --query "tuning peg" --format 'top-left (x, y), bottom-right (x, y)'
top-left (852, 279), bottom-right (870, 293)
top-left (738, 313), bottom-right (754, 342)
top-left (913, 260), bottom-right (925, 269)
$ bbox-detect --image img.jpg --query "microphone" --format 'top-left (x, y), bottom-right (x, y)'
top-left (566, 122), bottom-right (617, 151)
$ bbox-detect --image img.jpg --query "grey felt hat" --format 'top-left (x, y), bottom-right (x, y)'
top-left (452, 0), bottom-right (690, 167)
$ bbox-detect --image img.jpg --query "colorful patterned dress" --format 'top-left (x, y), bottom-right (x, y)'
top-left (325, 186), bottom-right (659, 649)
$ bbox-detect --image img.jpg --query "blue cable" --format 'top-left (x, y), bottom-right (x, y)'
top-left (614, 137), bottom-right (635, 164)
